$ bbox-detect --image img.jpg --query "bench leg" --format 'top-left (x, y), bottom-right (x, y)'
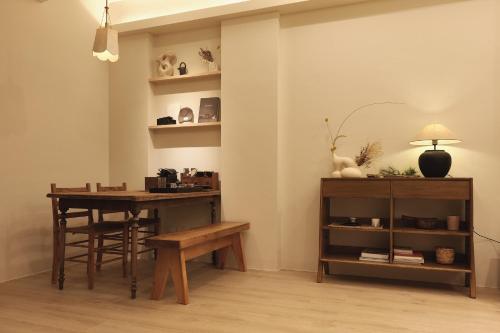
top-left (151, 248), bottom-right (170, 300)
top-left (217, 247), bottom-right (229, 270)
top-left (231, 233), bottom-right (246, 272)
top-left (169, 249), bottom-right (189, 305)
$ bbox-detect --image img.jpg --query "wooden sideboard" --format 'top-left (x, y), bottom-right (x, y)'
top-left (317, 178), bottom-right (475, 298)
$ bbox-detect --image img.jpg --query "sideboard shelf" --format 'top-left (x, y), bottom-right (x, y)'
top-left (317, 177), bottom-right (476, 298)
top-left (149, 71), bottom-right (221, 84)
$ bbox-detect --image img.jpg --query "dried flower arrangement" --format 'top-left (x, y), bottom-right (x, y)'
top-left (355, 142), bottom-right (383, 168)
top-left (199, 48), bottom-right (214, 63)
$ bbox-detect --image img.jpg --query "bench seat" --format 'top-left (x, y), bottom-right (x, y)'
top-left (146, 222), bottom-right (249, 304)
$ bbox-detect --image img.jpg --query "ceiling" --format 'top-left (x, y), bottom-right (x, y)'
top-left (107, 0), bottom-right (248, 24)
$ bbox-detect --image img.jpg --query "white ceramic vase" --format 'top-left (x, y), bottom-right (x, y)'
top-left (208, 61), bottom-right (219, 72)
top-left (332, 152), bottom-right (362, 178)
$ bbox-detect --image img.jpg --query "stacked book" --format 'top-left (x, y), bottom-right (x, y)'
top-left (359, 248), bottom-right (389, 263)
top-left (393, 247), bottom-right (424, 265)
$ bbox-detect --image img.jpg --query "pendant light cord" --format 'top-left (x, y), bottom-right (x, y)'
top-left (474, 230), bottom-right (500, 244)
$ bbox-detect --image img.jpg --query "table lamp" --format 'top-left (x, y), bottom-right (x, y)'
top-left (409, 123), bottom-right (461, 177)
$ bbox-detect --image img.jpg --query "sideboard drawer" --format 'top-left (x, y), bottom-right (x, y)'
top-left (322, 180), bottom-right (390, 198)
top-left (392, 180), bottom-right (470, 200)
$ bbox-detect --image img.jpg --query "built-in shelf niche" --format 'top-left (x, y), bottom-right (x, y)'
top-left (149, 71), bottom-right (221, 84)
top-left (149, 122), bottom-right (221, 130)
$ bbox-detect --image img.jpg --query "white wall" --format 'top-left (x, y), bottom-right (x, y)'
top-left (279, 0), bottom-right (500, 288)
top-left (221, 13), bottom-right (282, 270)
top-left (0, 0), bottom-right (109, 282)
top-left (109, 34), bottom-right (152, 189)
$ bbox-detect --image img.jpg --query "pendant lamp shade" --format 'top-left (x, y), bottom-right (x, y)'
top-left (93, 27), bottom-right (119, 62)
top-left (93, 0), bottom-right (119, 63)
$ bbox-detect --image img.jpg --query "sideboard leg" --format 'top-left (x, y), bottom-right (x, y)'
top-left (316, 261), bottom-right (323, 283)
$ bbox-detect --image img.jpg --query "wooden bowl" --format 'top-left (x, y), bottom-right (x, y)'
top-left (436, 247), bottom-right (455, 265)
top-left (416, 218), bottom-right (439, 229)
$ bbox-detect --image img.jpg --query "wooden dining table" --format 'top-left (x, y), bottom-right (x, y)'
top-left (47, 190), bottom-right (221, 299)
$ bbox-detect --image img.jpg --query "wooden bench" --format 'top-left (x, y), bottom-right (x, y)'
top-left (145, 222), bottom-right (250, 304)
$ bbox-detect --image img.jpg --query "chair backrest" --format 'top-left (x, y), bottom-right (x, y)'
top-left (50, 183), bottom-right (93, 226)
top-left (96, 183), bottom-right (129, 221)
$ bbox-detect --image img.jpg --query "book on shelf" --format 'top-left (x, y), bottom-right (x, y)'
top-left (394, 247), bottom-right (413, 256)
top-left (393, 251), bottom-right (424, 264)
top-left (359, 257), bottom-right (389, 263)
top-left (360, 248), bottom-right (389, 261)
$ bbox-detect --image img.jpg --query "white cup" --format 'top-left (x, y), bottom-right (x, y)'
top-left (371, 218), bottom-right (381, 228)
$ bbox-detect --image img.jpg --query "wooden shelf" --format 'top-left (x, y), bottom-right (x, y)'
top-left (324, 224), bottom-right (389, 233)
top-left (149, 122), bottom-right (221, 130)
top-left (320, 253), bottom-right (471, 273)
top-left (149, 71), bottom-right (221, 84)
top-left (393, 227), bottom-right (470, 237)
top-left (318, 178), bottom-right (475, 297)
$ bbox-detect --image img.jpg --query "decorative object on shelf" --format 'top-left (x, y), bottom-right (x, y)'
top-left (410, 123), bottom-right (461, 177)
top-left (378, 166), bottom-right (420, 177)
top-left (355, 142), bottom-right (383, 168)
top-left (157, 116), bottom-right (176, 126)
top-left (324, 102), bottom-right (404, 178)
top-left (178, 107), bottom-right (194, 124)
top-left (447, 216), bottom-right (460, 231)
top-left (181, 171), bottom-right (219, 190)
top-left (93, 0), bottom-right (119, 62)
top-left (198, 47), bottom-right (219, 72)
top-left (198, 97), bottom-right (221, 123)
top-left (178, 62), bottom-right (188, 75)
top-left (342, 217), bottom-right (360, 226)
top-left (371, 218), bottom-right (381, 228)
top-left (157, 51), bottom-right (177, 77)
top-left (416, 217), bottom-right (440, 230)
top-left (436, 247), bottom-right (455, 264)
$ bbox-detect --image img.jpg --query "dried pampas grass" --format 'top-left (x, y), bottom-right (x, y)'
top-left (356, 142), bottom-right (383, 168)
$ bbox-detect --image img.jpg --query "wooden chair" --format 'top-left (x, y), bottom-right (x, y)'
top-left (50, 183), bottom-right (128, 289)
top-left (96, 183), bottom-right (161, 276)
top-left (146, 222), bottom-right (249, 304)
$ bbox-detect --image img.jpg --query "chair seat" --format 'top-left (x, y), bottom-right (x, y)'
top-left (66, 222), bottom-right (126, 235)
top-left (99, 217), bottom-right (158, 227)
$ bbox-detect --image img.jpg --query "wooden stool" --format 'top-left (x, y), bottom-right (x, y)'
top-left (146, 222), bottom-right (249, 304)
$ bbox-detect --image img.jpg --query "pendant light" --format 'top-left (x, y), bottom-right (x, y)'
top-left (93, 0), bottom-right (119, 62)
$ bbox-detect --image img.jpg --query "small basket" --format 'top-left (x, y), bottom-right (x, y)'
top-left (436, 247), bottom-right (455, 265)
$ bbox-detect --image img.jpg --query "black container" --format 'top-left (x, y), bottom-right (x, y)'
top-left (178, 62), bottom-right (187, 75)
top-left (418, 149), bottom-right (452, 177)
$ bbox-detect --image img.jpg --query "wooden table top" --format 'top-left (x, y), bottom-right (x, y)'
top-left (47, 190), bottom-right (221, 202)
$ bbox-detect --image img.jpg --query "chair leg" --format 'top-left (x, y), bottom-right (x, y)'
top-left (96, 234), bottom-right (104, 272)
top-left (150, 248), bottom-right (170, 300)
top-left (168, 248), bottom-right (189, 305)
top-left (51, 226), bottom-right (59, 284)
top-left (88, 231), bottom-right (95, 290)
top-left (217, 247), bottom-right (229, 270)
top-left (122, 224), bottom-right (129, 278)
top-left (231, 233), bottom-right (246, 272)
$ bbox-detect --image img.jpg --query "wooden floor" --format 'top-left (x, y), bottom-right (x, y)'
top-left (1, 261), bottom-right (500, 333)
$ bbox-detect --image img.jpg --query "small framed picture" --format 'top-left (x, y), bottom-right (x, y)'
top-left (198, 97), bottom-right (220, 123)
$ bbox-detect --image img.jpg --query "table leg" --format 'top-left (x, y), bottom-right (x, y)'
top-left (210, 198), bottom-right (220, 265)
top-left (58, 208), bottom-right (68, 290)
top-left (129, 208), bottom-right (140, 299)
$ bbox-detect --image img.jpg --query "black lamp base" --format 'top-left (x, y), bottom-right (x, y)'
top-left (418, 149), bottom-right (452, 178)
